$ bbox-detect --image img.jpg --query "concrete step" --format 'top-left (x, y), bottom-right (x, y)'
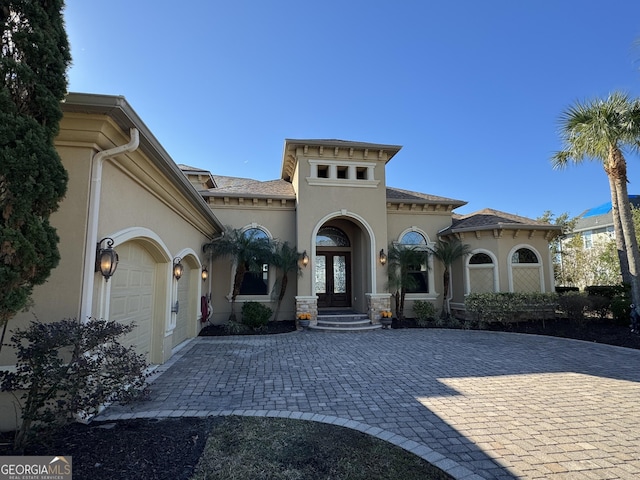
top-left (309, 313), bottom-right (381, 332)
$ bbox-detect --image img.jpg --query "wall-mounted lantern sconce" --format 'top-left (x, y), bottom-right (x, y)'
top-left (301, 251), bottom-right (309, 267)
top-left (379, 249), bottom-right (387, 265)
top-left (173, 257), bottom-right (184, 281)
top-left (96, 237), bottom-right (119, 281)
top-left (201, 266), bottom-right (208, 282)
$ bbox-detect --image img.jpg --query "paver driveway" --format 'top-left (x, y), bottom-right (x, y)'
top-left (98, 329), bottom-right (640, 479)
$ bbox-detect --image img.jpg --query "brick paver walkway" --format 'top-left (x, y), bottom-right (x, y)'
top-left (97, 329), bottom-right (640, 479)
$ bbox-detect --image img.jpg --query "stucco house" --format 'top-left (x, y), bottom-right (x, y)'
top-left (0, 92), bottom-right (561, 429)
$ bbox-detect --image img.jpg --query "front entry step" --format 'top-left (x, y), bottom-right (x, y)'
top-left (310, 312), bottom-right (381, 332)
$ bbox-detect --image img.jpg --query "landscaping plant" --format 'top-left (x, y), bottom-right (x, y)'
top-left (203, 226), bottom-right (273, 321)
top-left (412, 300), bottom-right (436, 326)
top-left (0, 318), bottom-right (149, 450)
top-left (0, 0), bottom-right (71, 326)
top-left (241, 301), bottom-right (273, 330)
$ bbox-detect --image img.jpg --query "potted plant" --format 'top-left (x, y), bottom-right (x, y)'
top-left (380, 310), bottom-right (393, 329)
top-left (297, 312), bottom-right (311, 329)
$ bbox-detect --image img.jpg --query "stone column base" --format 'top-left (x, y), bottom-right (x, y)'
top-left (366, 293), bottom-right (392, 324)
top-left (295, 296), bottom-right (318, 326)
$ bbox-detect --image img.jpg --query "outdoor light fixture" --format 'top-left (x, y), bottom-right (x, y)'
top-left (173, 257), bottom-right (184, 281)
top-left (301, 251), bottom-right (309, 267)
top-left (201, 266), bottom-right (208, 282)
top-left (379, 249), bottom-right (387, 265)
top-left (96, 237), bottom-right (119, 281)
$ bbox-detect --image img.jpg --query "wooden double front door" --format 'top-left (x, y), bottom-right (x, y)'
top-left (316, 251), bottom-right (351, 308)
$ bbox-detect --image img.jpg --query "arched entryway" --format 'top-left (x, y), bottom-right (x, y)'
top-left (312, 215), bottom-right (376, 314)
top-left (316, 226), bottom-right (352, 308)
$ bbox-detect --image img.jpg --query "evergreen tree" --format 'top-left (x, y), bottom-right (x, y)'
top-left (0, 1), bottom-right (71, 325)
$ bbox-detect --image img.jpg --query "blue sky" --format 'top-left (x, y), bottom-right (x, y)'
top-left (63, 0), bottom-right (640, 220)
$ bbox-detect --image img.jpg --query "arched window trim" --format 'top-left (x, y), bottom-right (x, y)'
top-left (464, 248), bottom-right (499, 295)
top-left (316, 226), bottom-right (350, 247)
top-left (507, 244), bottom-right (544, 293)
top-left (393, 227), bottom-right (436, 299)
top-left (396, 227), bottom-right (431, 247)
top-left (230, 224), bottom-right (275, 301)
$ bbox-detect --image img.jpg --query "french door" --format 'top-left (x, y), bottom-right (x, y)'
top-left (316, 251), bottom-right (351, 308)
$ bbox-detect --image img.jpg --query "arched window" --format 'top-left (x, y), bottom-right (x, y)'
top-left (316, 227), bottom-right (350, 247)
top-left (239, 227), bottom-right (270, 296)
top-left (511, 248), bottom-right (538, 264)
top-left (398, 230), bottom-right (429, 293)
top-left (400, 231), bottom-right (427, 245)
top-left (469, 253), bottom-right (493, 264)
top-left (509, 246), bottom-right (543, 293)
top-left (466, 251), bottom-right (497, 294)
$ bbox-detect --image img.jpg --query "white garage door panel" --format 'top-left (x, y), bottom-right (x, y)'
top-left (109, 242), bottom-right (156, 361)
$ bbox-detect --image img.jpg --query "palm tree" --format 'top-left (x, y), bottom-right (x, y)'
top-left (270, 241), bottom-right (302, 322)
top-left (386, 244), bottom-right (429, 320)
top-left (552, 92), bottom-right (640, 306)
top-left (202, 226), bottom-right (273, 321)
top-left (429, 238), bottom-right (471, 319)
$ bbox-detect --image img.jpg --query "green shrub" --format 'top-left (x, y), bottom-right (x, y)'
top-left (556, 286), bottom-right (580, 294)
top-left (224, 320), bottom-right (248, 334)
top-left (0, 318), bottom-right (149, 450)
top-left (585, 285), bottom-right (626, 299)
top-left (465, 292), bottom-right (557, 325)
top-left (587, 295), bottom-right (612, 319)
top-left (412, 300), bottom-right (436, 326)
top-left (556, 292), bottom-right (590, 322)
top-left (241, 302), bottom-right (272, 329)
top-left (611, 293), bottom-right (632, 325)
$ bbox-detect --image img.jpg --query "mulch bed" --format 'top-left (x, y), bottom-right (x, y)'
top-left (1, 316), bottom-right (638, 479)
top-left (392, 316), bottom-right (640, 350)
top-left (0, 417), bottom-right (218, 480)
top-left (198, 319), bottom-right (297, 336)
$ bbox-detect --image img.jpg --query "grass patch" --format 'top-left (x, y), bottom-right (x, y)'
top-left (190, 416), bottom-right (451, 480)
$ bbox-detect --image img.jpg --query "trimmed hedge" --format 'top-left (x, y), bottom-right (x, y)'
top-left (465, 292), bottom-right (558, 324)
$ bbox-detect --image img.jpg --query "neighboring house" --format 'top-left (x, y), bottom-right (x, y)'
top-left (568, 196), bottom-right (640, 249)
top-left (0, 93), bottom-right (561, 429)
top-left (556, 196), bottom-right (640, 288)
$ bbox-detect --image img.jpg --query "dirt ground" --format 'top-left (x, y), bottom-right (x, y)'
top-left (1, 317), bottom-right (637, 479)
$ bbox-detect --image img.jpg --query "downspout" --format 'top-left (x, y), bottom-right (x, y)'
top-left (80, 129), bottom-right (140, 321)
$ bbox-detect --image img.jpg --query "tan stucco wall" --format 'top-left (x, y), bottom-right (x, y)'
top-left (1, 109), bottom-right (221, 431)
top-left (450, 230), bottom-right (555, 308)
top-left (386, 210), bottom-right (455, 315)
top-left (1, 143), bottom-right (95, 366)
top-left (205, 204), bottom-right (297, 323)
top-left (291, 146), bottom-right (390, 306)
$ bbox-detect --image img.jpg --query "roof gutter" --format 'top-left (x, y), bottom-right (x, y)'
top-left (80, 129), bottom-right (140, 322)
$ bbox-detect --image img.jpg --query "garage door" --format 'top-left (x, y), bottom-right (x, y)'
top-left (173, 264), bottom-right (191, 348)
top-left (109, 241), bottom-right (156, 362)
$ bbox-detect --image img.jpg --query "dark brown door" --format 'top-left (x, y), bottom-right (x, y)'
top-left (316, 252), bottom-right (351, 308)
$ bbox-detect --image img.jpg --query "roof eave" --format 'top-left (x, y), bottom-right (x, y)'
top-left (62, 92), bottom-right (224, 234)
